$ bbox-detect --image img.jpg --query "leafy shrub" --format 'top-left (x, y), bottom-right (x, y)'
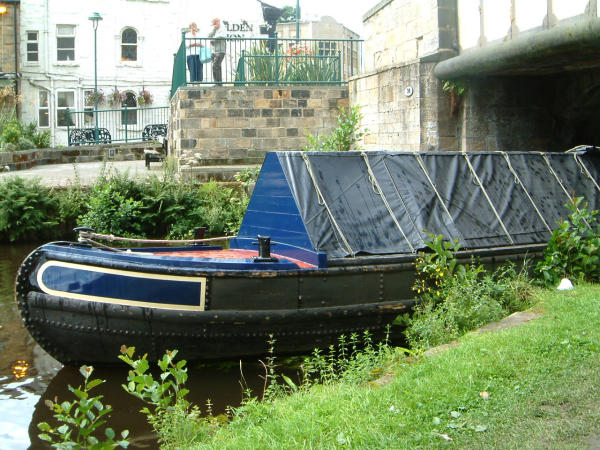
top-left (303, 106), bottom-right (367, 152)
top-left (1, 118), bottom-right (21, 145)
top-left (38, 365), bottom-right (129, 448)
top-left (234, 166), bottom-right (260, 186)
top-left (405, 234), bottom-right (535, 350)
top-left (1, 117), bottom-right (52, 151)
top-left (79, 184), bottom-right (143, 237)
top-left (17, 136), bottom-right (35, 150)
top-left (32, 129), bottom-right (51, 148)
top-left (0, 176), bottom-right (58, 242)
top-left (535, 197), bottom-right (600, 285)
top-left (119, 347), bottom-right (218, 447)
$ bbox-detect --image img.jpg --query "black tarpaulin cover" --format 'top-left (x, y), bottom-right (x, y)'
top-left (271, 148), bottom-right (600, 258)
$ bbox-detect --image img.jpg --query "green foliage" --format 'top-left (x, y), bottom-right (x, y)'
top-left (535, 197), bottom-right (600, 285)
top-left (37, 365), bottom-right (129, 449)
top-left (0, 168), bottom-right (249, 243)
top-left (242, 43), bottom-right (339, 84)
top-left (277, 6), bottom-right (297, 23)
top-left (0, 117), bottom-right (52, 151)
top-left (303, 106), bottom-right (368, 152)
top-left (119, 347), bottom-right (220, 447)
top-left (406, 234), bottom-right (535, 350)
top-left (442, 79), bottom-right (468, 96)
top-left (300, 329), bottom-right (406, 387)
top-left (78, 184), bottom-right (143, 237)
top-left (233, 166), bottom-right (260, 186)
top-left (0, 176), bottom-right (58, 242)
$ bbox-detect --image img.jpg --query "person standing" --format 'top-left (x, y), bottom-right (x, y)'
top-left (208, 18), bottom-right (226, 83)
top-left (186, 22), bottom-right (203, 82)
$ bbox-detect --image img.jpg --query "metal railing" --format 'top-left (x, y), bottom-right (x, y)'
top-left (66, 106), bottom-right (169, 146)
top-left (171, 33), bottom-right (363, 96)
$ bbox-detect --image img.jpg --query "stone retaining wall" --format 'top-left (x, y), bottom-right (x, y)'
top-left (0, 142), bottom-right (162, 172)
top-left (169, 86), bottom-right (349, 170)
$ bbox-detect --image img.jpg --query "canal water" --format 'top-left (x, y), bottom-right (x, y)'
top-left (0, 244), bottom-right (298, 449)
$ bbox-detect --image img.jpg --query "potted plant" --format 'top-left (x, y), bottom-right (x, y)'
top-left (85, 89), bottom-right (105, 107)
top-left (137, 89), bottom-right (153, 107)
top-left (108, 88), bottom-right (126, 107)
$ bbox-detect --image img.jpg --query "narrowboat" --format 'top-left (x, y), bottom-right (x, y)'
top-left (15, 148), bottom-right (600, 364)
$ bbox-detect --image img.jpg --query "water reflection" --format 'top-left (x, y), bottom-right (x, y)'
top-left (0, 244), bottom-right (301, 449)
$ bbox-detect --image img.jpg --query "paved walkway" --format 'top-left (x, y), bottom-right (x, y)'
top-left (0, 160), bottom-right (158, 187)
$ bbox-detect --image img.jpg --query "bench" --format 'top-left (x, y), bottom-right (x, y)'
top-left (142, 124), bottom-right (167, 141)
top-left (144, 146), bottom-right (165, 168)
top-left (69, 128), bottom-right (112, 146)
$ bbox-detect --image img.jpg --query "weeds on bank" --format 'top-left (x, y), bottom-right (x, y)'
top-left (536, 196), bottom-right (600, 285)
top-left (405, 234), bottom-right (536, 350)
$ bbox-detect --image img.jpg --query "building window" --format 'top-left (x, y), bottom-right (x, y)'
top-left (83, 90), bottom-right (94, 126)
top-left (38, 91), bottom-right (49, 127)
top-left (318, 41), bottom-right (338, 56)
top-left (57, 25), bottom-right (75, 61)
top-left (121, 91), bottom-right (137, 125)
top-left (56, 91), bottom-right (75, 127)
top-left (121, 28), bottom-right (137, 61)
top-left (27, 31), bottom-right (39, 62)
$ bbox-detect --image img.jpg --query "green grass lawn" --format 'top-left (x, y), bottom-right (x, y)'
top-left (189, 285), bottom-right (600, 449)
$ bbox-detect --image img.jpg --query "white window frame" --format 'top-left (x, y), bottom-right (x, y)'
top-left (56, 90), bottom-right (76, 128)
top-left (56, 25), bottom-right (76, 62)
top-left (26, 31), bottom-right (40, 63)
top-left (38, 90), bottom-right (49, 128)
top-left (83, 89), bottom-right (95, 127)
top-left (121, 27), bottom-right (138, 61)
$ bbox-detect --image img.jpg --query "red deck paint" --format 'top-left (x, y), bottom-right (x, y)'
top-left (154, 249), bottom-right (316, 268)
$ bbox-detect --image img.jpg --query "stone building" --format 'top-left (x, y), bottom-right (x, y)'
top-left (17, 0), bottom-right (267, 146)
top-left (353, 0), bottom-right (600, 152)
top-left (0, 0), bottom-right (20, 109)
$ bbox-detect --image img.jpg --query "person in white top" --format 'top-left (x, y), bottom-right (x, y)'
top-left (186, 22), bottom-right (203, 82)
top-left (208, 18), bottom-right (226, 83)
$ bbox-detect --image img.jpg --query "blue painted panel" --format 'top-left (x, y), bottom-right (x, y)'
top-left (238, 153), bottom-right (315, 252)
top-left (42, 265), bottom-right (202, 306)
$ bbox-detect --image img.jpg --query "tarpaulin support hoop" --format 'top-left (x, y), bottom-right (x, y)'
top-left (462, 152), bottom-right (514, 245)
top-left (413, 152), bottom-right (455, 225)
top-left (574, 153), bottom-right (600, 194)
top-left (501, 152), bottom-right (552, 233)
top-left (302, 153), bottom-right (355, 257)
top-left (541, 152), bottom-right (591, 229)
top-left (361, 152), bottom-right (416, 253)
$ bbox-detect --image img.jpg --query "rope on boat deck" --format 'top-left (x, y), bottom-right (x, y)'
top-left (461, 152), bottom-right (514, 245)
top-left (301, 153), bottom-right (355, 257)
top-left (78, 231), bottom-right (235, 249)
top-left (501, 152), bottom-right (552, 233)
top-left (361, 152), bottom-right (416, 253)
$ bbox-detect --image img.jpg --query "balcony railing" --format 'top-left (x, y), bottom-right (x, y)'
top-left (171, 33), bottom-right (363, 96)
top-left (66, 106), bottom-right (169, 146)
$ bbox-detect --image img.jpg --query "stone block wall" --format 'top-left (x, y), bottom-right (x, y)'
top-left (0, 3), bottom-right (18, 75)
top-left (362, 0), bottom-right (457, 72)
top-left (352, 0), bottom-right (458, 152)
top-left (169, 86), bottom-right (349, 169)
top-left (0, 142), bottom-right (161, 172)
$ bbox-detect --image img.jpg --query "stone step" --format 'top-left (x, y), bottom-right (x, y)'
top-left (179, 164), bottom-right (261, 182)
top-left (185, 157), bottom-right (266, 167)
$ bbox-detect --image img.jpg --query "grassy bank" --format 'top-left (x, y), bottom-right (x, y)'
top-left (188, 285), bottom-right (599, 449)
